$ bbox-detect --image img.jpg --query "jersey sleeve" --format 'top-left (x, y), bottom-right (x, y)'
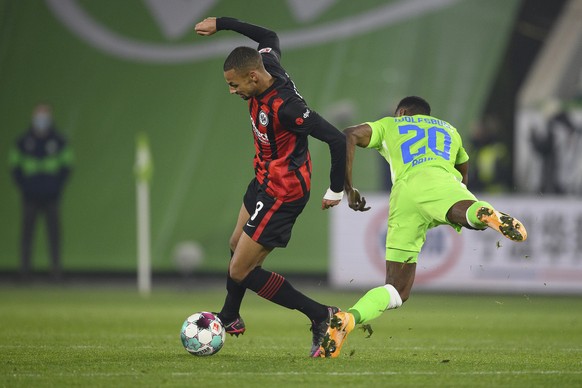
top-left (365, 118), bottom-right (389, 150)
top-left (216, 17), bottom-right (281, 57)
top-left (279, 98), bottom-right (346, 193)
top-left (278, 97), bottom-right (317, 134)
top-left (455, 145), bottom-right (469, 165)
top-left (260, 48), bottom-right (282, 71)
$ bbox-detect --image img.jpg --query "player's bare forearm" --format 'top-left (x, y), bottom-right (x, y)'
top-left (343, 124), bottom-right (373, 211)
top-left (343, 124), bottom-right (372, 191)
top-left (455, 161), bottom-right (469, 186)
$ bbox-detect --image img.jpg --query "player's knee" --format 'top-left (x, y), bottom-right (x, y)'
top-left (228, 265), bottom-right (246, 284)
top-left (228, 261), bottom-right (252, 284)
top-left (384, 284), bottom-right (404, 309)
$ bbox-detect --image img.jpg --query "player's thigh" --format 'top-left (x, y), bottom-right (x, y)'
top-left (386, 184), bottom-right (428, 258)
top-left (229, 203), bottom-right (251, 252)
top-left (229, 232), bottom-right (272, 282)
top-left (386, 261), bottom-right (416, 302)
top-left (413, 170), bottom-right (477, 225)
top-left (230, 179), bottom-right (259, 251)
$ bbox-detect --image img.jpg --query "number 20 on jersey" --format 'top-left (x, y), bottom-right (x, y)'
top-left (398, 125), bottom-right (452, 164)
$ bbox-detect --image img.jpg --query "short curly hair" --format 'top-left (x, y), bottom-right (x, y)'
top-left (223, 46), bottom-right (263, 72)
top-left (395, 96), bottom-right (431, 115)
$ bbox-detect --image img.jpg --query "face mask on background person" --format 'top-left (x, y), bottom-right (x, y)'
top-left (32, 112), bottom-right (52, 136)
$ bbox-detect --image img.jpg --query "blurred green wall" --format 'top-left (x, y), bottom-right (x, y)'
top-left (0, 0), bottom-right (520, 272)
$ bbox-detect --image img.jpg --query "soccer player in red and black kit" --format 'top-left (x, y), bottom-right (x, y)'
top-left (195, 17), bottom-right (345, 357)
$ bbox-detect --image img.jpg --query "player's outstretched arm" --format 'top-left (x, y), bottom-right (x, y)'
top-left (309, 116), bottom-right (346, 210)
top-left (344, 124), bottom-right (373, 212)
top-left (455, 161), bottom-right (469, 186)
top-left (196, 17), bottom-right (280, 55)
top-left (278, 97), bottom-right (345, 209)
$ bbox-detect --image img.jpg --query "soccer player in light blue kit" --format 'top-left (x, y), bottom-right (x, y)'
top-left (319, 96), bottom-right (528, 358)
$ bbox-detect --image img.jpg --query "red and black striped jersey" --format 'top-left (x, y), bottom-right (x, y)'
top-left (217, 17), bottom-right (346, 202)
top-left (248, 49), bottom-right (317, 202)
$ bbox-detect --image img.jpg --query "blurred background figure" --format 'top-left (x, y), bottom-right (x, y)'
top-left (468, 114), bottom-right (511, 193)
top-left (530, 102), bottom-right (582, 195)
top-left (9, 104), bottom-right (73, 280)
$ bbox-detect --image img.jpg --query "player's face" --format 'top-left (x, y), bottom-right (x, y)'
top-left (224, 69), bottom-right (256, 100)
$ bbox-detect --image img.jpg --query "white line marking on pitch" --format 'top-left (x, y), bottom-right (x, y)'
top-left (7, 370), bottom-right (582, 378)
top-left (172, 371), bottom-right (582, 377)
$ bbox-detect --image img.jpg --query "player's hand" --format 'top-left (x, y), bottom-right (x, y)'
top-left (321, 199), bottom-right (341, 210)
top-left (195, 17), bottom-right (217, 36)
top-left (347, 188), bottom-right (371, 212)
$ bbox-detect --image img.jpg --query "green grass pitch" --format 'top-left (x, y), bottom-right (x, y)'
top-left (1, 285), bottom-right (581, 387)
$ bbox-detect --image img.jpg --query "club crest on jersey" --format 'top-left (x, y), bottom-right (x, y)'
top-left (259, 110), bottom-right (269, 127)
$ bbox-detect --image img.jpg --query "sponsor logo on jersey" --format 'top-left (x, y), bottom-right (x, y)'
top-left (250, 115), bottom-right (269, 144)
top-left (295, 108), bottom-right (310, 125)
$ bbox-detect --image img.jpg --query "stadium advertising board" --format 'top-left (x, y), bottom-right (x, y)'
top-left (331, 194), bottom-right (582, 294)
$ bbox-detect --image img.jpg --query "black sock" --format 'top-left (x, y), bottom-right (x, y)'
top-left (241, 267), bottom-right (328, 322)
top-left (219, 250), bottom-right (246, 322)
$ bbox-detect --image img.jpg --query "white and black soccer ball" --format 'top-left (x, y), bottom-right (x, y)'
top-left (180, 312), bottom-right (225, 356)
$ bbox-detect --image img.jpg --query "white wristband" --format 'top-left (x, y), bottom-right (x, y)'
top-left (323, 188), bottom-right (344, 201)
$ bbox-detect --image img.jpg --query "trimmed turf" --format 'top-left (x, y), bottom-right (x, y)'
top-left (1, 286), bottom-right (581, 387)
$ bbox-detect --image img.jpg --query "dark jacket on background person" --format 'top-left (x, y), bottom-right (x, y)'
top-left (10, 127), bottom-right (72, 201)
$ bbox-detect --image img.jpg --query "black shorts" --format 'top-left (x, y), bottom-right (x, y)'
top-left (242, 178), bottom-right (309, 248)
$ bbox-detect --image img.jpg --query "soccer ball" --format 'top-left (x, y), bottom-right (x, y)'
top-left (180, 312), bottom-right (225, 356)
